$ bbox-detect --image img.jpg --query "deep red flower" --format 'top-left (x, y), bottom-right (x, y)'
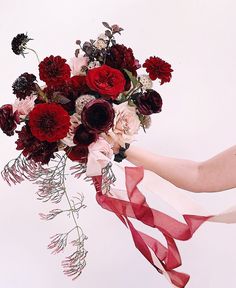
top-left (73, 124), bottom-right (98, 146)
top-left (86, 65), bottom-right (125, 100)
top-left (68, 75), bottom-right (90, 95)
top-left (133, 89), bottom-right (163, 115)
top-left (16, 125), bottom-right (58, 164)
top-left (29, 103), bottom-right (70, 142)
top-left (106, 44), bottom-right (140, 76)
top-left (39, 55), bottom-right (71, 86)
top-left (12, 73), bottom-right (37, 100)
top-left (143, 56), bottom-right (173, 84)
top-left (66, 145), bottom-right (88, 163)
top-left (81, 98), bottom-right (114, 133)
top-left (0, 104), bottom-right (19, 136)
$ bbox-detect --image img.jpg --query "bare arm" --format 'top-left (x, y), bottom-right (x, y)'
top-left (125, 145), bottom-right (236, 192)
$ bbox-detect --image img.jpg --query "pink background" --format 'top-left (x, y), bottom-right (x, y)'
top-left (0, 0), bottom-right (235, 287)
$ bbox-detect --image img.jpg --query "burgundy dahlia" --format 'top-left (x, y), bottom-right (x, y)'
top-left (86, 65), bottom-right (125, 100)
top-left (0, 104), bottom-right (19, 136)
top-left (81, 99), bottom-right (114, 133)
top-left (73, 124), bottom-right (98, 146)
top-left (12, 73), bottom-right (37, 99)
top-left (106, 44), bottom-right (140, 76)
top-left (66, 145), bottom-right (88, 163)
top-left (16, 125), bottom-right (58, 164)
top-left (143, 56), bottom-right (173, 84)
top-left (133, 89), bottom-right (163, 115)
top-left (39, 55), bottom-right (71, 86)
top-left (29, 103), bottom-right (70, 142)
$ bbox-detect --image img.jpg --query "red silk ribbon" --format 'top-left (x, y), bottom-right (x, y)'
top-left (92, 166), bottom-right (211, 287)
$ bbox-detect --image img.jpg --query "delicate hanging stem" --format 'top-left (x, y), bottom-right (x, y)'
top-left (26, 47), bottom-right (40, 63)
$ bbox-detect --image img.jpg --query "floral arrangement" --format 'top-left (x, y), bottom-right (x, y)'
top-left (0, 22), bottom-right (187, 287)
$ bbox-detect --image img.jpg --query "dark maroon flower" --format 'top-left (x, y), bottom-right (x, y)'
top-left (12, 73), bottom-right (37, 99)
top-left (16, 125), bottom-right (58, 164)
top-left (11, 33), bottom-right (32, 56)
top-left (29, 103), bottom-right (70, 142)
top-left (106, 44), bottom-right (140, 76)
top-left (66, 145), bottom-right (88, 163)
top-left (86, 65), bottom-right (125, 100)
top-left (81, 98), bottom-right (114, 132)
top-left (0, 104), bottom-right (19, 136)
top-left (39, 55), bottom-right (71, 86)
top-left (133, 89), bottom-right (163, 115)
top-left (73, 124), bottom-right (98, 146)
top-left (143, 56), bottom-right (173, 84)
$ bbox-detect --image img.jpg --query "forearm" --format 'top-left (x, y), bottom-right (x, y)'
top-left (125, 145), bottom-right (236, 193)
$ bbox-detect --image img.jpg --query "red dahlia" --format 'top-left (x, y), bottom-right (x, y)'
top-left (39, 55), bottom-right (71, 86)
top-left (106, 44), bottom-right (140, 76)
top-left (29, 103), bottom-right (70, 142)
top-left (143, 56), bottom-right (173, 84)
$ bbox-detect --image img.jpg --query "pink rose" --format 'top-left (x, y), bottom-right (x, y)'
top-left (13, 94), bottom-right (37, 119)
top-left (108, 102), bottom-right (140, 147)
top-left (68, 55), bottom-right (89, 76)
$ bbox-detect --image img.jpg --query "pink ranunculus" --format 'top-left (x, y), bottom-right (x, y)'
top-left (86, 137), bottom-right (113, 176)
top-left (108, 102), bottom-right (140, 147)
top-left (61, 113), bottom-right (81, 147)
top-left (13, 94), bottom-right (37, 119)
top-left (68, 55), bottom-right (89, 76)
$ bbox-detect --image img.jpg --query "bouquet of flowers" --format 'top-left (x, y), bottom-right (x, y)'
top-left (0, 22), bottom-right (201, 287)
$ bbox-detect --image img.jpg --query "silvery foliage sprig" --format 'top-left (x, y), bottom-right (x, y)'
top-left (2, 152), bottom-right (88, 280)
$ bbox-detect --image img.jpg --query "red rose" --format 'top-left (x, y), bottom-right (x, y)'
top-left (106, 44), bottom-right (140, 76)
top-left (0, 104), bottom-right (19, 136)
top-left (81, 99), bottom-right (114, 133)
top-left (133, 89), bottom-right (163, 115)
top-left (39, 55), bottom-right (71, 86)
top-left (143, 56), bottom-right (173, 84)
top-left (29, 103), bottom-right (70, 142)
top-left (86, 65), bottom-right (125, 100)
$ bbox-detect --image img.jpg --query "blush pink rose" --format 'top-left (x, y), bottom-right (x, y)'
top-left (108, 102), bottom-right (140, 147)
top-left (13, 94), bottom-right (37, 119)
top-left (69, 55), bottom-right (89, 76)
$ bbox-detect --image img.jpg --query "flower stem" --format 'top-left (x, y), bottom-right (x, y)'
top-left (26, 47), bottom-right (40, 63)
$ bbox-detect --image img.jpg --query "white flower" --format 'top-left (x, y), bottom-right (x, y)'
top-left (75, 94), bottom-right (95, 114)
top-left (94, 39), bottom-right (107, 50)
top-left (139, 75), bottom-right (153, 90)
top-left (13, 94), bottom-right (37, 119)
top-left (108, 102), bottom-right (140, 147)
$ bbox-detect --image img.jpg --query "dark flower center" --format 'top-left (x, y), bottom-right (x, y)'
top-left (38, 114), bottom-right (56, 133)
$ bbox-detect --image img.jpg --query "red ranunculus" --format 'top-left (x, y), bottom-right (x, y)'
top-left (0, 104), bottom-right (19, 136)
top-left (66, 145), bottom-right (88, 163)
top-left (106, 44), bottom-right (140, 76)
top-left (29, 103), bottom-right (70, 142)
top-left (143, 56), bottom-right (173, 84)
top-left (133, 89), bottom-right (163, 115)
top-left (39, 55), bottom-right (71, 86)
top-left (73, 124), bottom-right (98, 146)
top-left (81, 98), bottom-right (114, 133)
top-left (86, 65), bottom-right (125, 100)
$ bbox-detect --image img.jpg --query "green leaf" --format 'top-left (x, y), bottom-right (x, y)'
top-left (123, 69), bottom-right (139, 87)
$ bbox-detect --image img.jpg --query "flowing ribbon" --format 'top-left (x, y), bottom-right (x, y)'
top-left (92, 165), bottom-right (236, 287)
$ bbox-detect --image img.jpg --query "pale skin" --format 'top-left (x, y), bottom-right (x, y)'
top-left (124, 145), bottom-right (236, 193)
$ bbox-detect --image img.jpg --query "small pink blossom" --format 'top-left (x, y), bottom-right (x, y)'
top-left (13, 94), bottom-right (37, 119)
top-left (68, 55), bottom-right (89, 76)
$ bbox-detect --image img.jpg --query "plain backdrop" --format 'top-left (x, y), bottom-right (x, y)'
top-left (0, 0), bottom-right (236, 287)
